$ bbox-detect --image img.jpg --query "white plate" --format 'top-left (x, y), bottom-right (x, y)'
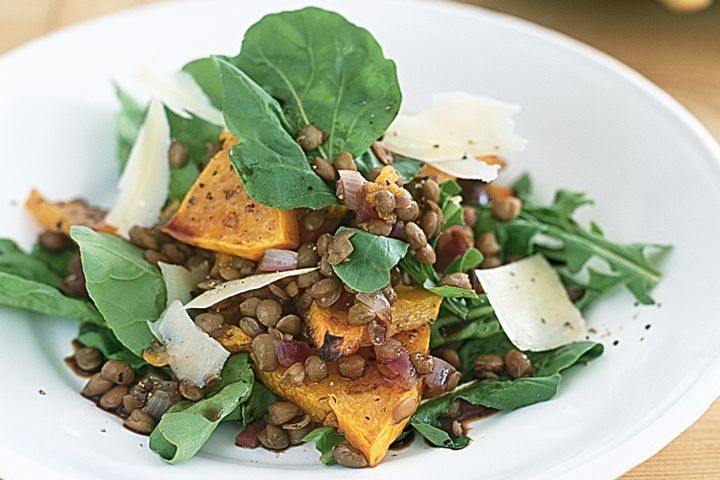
top-left (1, 0), bottom-right (719, 478)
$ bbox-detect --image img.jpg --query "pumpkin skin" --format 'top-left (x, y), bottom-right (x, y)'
top-left (25, 189), bottom-right (114, 235)
top-left (305, 285), bottom-right (442, 358)
top-left (255, 327), bottom-right (430, 467)
top-left (162, 132), bottom-right (300, 261)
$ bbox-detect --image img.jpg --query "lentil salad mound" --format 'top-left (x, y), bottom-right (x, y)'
top-left (1, 6), bottom-right (668, 469)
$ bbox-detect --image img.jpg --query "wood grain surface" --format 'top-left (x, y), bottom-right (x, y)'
top-left (0, 0), bottom-right (717, 477)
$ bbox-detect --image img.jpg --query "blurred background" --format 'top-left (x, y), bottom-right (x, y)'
top-left (1, 0), bottom-right (718, 477)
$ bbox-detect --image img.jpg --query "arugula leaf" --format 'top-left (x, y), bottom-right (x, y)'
top-left (232, 7), bottom-right (401, 159)
top-left (76, 324), bottom-right (146, 369)
top-left (149, 354), bottom-right (254, 463)
top-left (411, 339), bottom-right (603, 448)
top-left (30, 243), bottom-right (74, 278)
top-left (422, 280), bottom-right (478, 299)
top-left (70, 226), bottom-right (166, 356)
top-left (0, 271), bottom-right (103, 324)
top-left (355, 149), bottom-right (424, 181)
top-left (444, 248), bottom-right (484, 274)
top-left (331, 227), bottom-right (408, 292)
top-left (303, 426), bottom-right (346, 465)
top-left (400, 253), bottom-right (478, 299)
top-left (0, 239), bottom-right (64, 285)
top-left (224, 382), bottom-right (278, 424)
top-left (510, 172), bottom-right (533, 200)
top-left (430, 313), bottom-right (500, 349)
top-left (114, 85), bottom-right (147, 171)
top-left (438, 180), bottom-right (464, 232)
top-left (182, 57), bottom-right (224, 109)
top-left (165, 108), bottom-right (223, 201)
top-left (216, 58), bottom-right (338, 210)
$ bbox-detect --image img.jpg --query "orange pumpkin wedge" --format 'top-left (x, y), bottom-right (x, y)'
top-left (162, 132), bottom-right (300, 261)
top-left (255, 327), bottom-right (430, 466)
top-left (25, 189), bottom-right (114, 235)
top-left (305, 286), bottom-right (442, 358)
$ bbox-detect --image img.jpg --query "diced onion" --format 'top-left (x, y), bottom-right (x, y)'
top-left (336, 170), bottom-right (368, 210)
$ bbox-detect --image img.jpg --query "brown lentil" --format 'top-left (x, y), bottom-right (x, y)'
top-left (238, 317), bottom-right (265, 338)
top-left (360, 219), bottom-right (393, 236)
top-left (160, 243), bottom-right (186, 264)
top-left (396, 199), bottom-right (420, 222)
top-left (382, 284), bottom-right (398, 304)
top-left (287, 424), bottom-right (313, 445)
top-left (372, 189), bottom-right (396, 216)
top-left (168, 140), bottom-right (189, 168)
top-left (296, 124), bottom-right (325, 151)
top-left (333, 443), bottom-right (368, 468)
top-left (404, 222), bottom-right (428, 250)
top-left (476, 232), bottom-right (502, 256)
top-left (285, 280), bottom-right (300, 298)
top-left (422, 179), bottom-right (441, 203)
top-left (101, 360), bottom-right (135, 386)
top-left (333, 151), bottom-right (357, 171)
top-left (419, 210), bottom-right (440, 239)
top-left (338, 354), bottom-right (365, 379)
top-left (179, 381), bottom-right (205, 401)
top-left (123, 409), bottom-right (156, 435)
top-left (99, 385), bottom-right (128, 410)
top-left (256, 299), bottom-right (282, 327)
top-left (479, 256), bottom-right (502, 269)
top-left (297, 243), bottom-right (320, 268)
top-left (415, 245), bottom-right (437, 264)
top-left (123, 391), bottom-right (146, 413)
top-left (218, 266), bottom-right (242, 281)
top-left (82, 373), bottom-right (114, 397)
top-left (268, 283), bottom-right (290, 301)
top-left (38, 231), bottom-right (69, 252)
top-left (282, 414), bottom-right (311, 431)
top-left (239, 297), bottom-right (261, 317)
top-left (447, 371), bottom-right (462, 391)
top-left (280, 362), bottom-right (306, 386)
top-left (463, 206), bottom-right (477, 227)
top-left (304, 355), bottom-right (329, 382)
top-left (267, 401), bottom-right (301, 425)
top-left (258, 424), bottom-right (290, 450)
top-left (276, 314), bottom-right (302, 336)
top-left (347, 302), bottom-right (376, 326)
top-left (295, 291), bottom-right (314, 313)
top-left (566, 285), bottom-right (585, 303)
top-left (195, 312), bottom-right (224, 334)
top-left (316, 233), bottom-right (333, 257)
top-left (129, 226), bottom-right (160, 250)
top-left (409, 353), bottom-right (435, 375)
top-left (313, 157), bottom-right (337, 181)
top-left (367, 167), bottom-right (383, 181)
top-left (505, 349), bottom-right (534, 379)
top-left (309, 277), bottom-right (342, 308)
top-left (473, 354), bottom-right (505, 379)
top-left (368, 320), bottom-right (388, 346)
top-left (438, 349), bottom-right (461, 370)
top-left (252, 334), bottom-right (279, 372)
top-left (143, 249), bottom-right (166, 266)
top-left (326, 231), bottom-right (355, 265)
top-left (492, 196), bottom-right (523, 221)
top-left (438, 272), bottom-right (472, 290)
top-left (74, 347), bottom-right (103, 372)
top-left (303, 210), bottom-right (326, 232)
top-left (318, 255), bottom-right (335, 277)
top-left (392, 397), bottom-right (419, 424)
top-left (297, 271), bottom-right (322, 289)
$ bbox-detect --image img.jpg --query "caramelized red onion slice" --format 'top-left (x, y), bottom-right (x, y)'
top-left (423, 356), bottom-right (456, 399)
top-left (388, 220), bottom-right (407, 241)
top-left (435, 225), bottom-right (474, 272)
top-left (337, 170), bottom-right (368, 210)
top-left (235, 422), bottom-right (264, 448)
top-left (356, 291), bottom-right (392, 323)
top-left (275, 340), bottom-right (313, 367)
top-left (374, 339), bottom-right (417, 390)
top-left (258, 249), bottom-right (299, 272)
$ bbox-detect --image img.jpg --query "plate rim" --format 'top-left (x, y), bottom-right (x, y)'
top-left (1, 0), bottom-right (719, 478)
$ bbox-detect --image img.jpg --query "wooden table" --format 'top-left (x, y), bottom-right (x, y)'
top-left (1, 0), bottom-right (718, 477)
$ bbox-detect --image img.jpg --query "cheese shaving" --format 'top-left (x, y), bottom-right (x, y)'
top-left (184, 267), bottom-right (318, 310)
top-left (150, 300), bottom-right (229, 387)
top-left (474, 255), bottom-right (587, 351)
top-left (106, 98), bottom-right (170, 238)
top-left (158, 262), bottom-right (208, 306)
top-left (135, 64), bottom-right (224, 126)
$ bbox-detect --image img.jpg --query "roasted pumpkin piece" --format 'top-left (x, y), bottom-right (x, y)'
top-left (420, 156), bottom-right (505, 183)
top-left (255, 327), bottom-right (430, 466)
top-left (305, 286), bottom-right (442, 358)
top-left (25, 188), bottom-right (114, 235)
top-left (162, 133), bottom-right (300, 261)
top-left (213, 325), bottom-right (253, 353)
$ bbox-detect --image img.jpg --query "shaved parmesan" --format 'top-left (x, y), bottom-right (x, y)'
top-left (106, 98), bottom-right (170, 238)
top-left (474, 255), bottom-right (587, 351)
top-left (380, 92), bottom-right (527, 181)
top-left (184, 267), bottom-right (318, 310)
top-left (158, 262), bottom-right (208, 306)
top-left (150, 300), bottom-right (229, 387)
top-left (135, 64), bottom-right (224, 126)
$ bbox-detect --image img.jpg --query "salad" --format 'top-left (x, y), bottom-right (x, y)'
top-left (1, 7), bottom-right (669, 469)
